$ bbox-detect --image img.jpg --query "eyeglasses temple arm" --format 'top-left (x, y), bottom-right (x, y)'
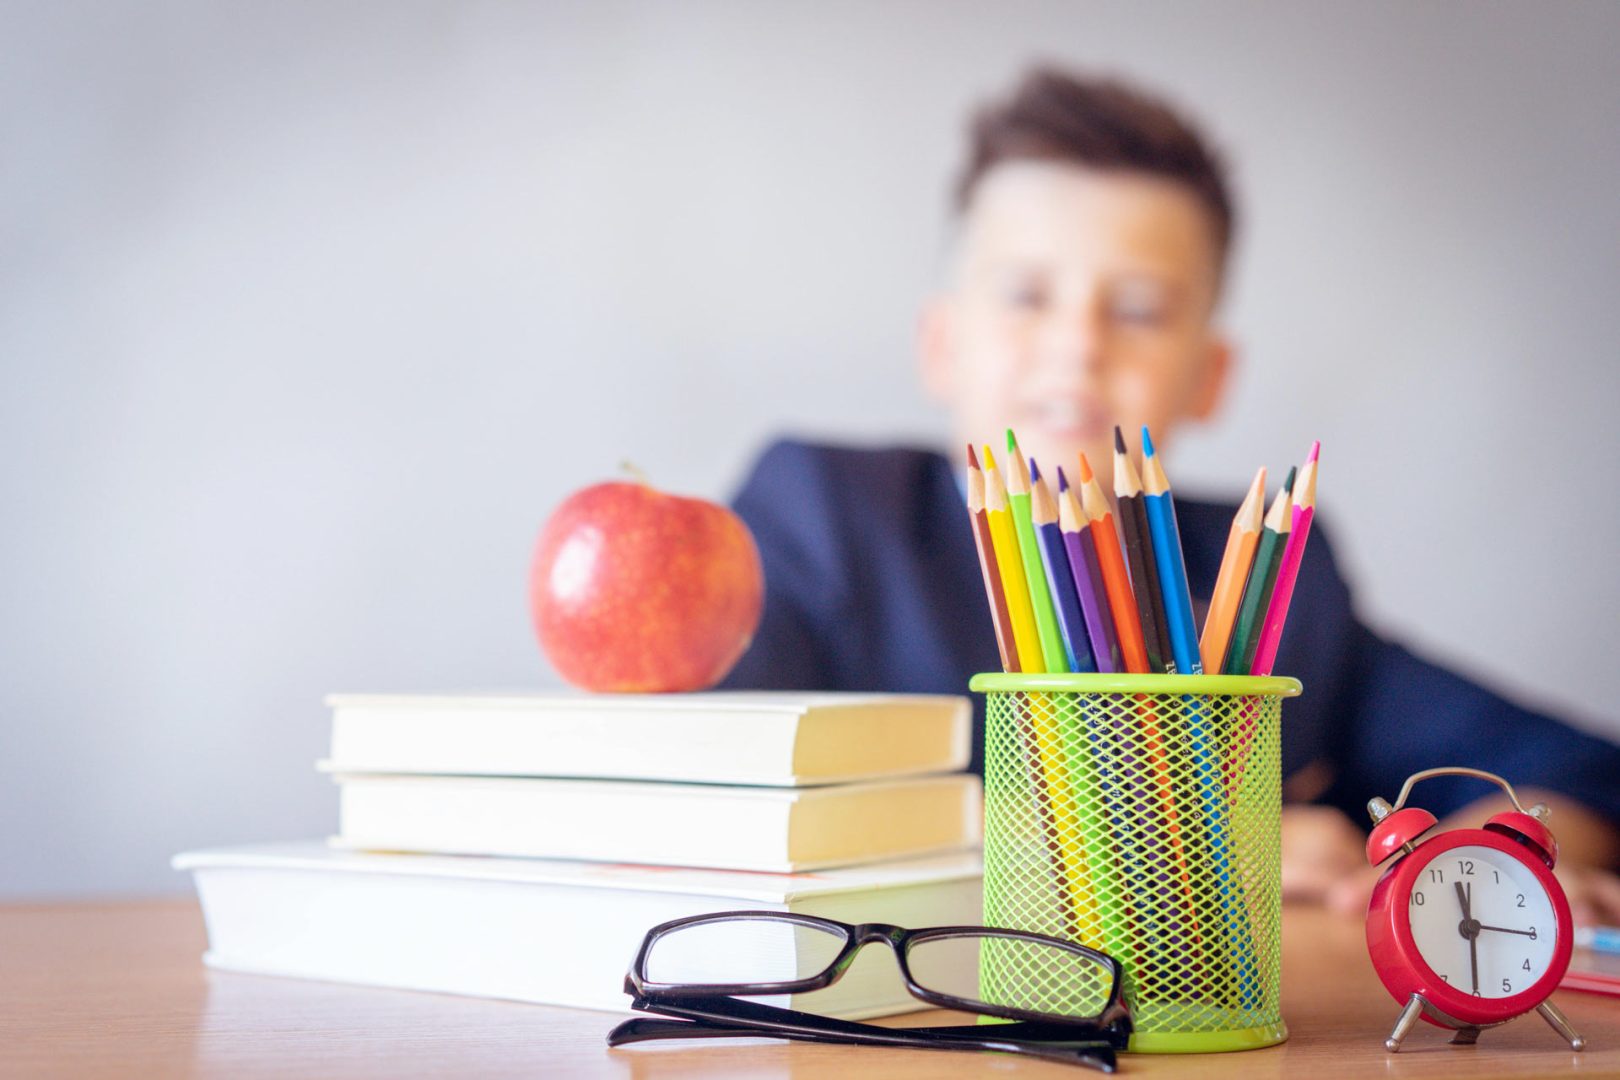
top-left (608, 1015), bottom-right (849, 1048)
top-left (613, 997), bottom-right (1120, 1070)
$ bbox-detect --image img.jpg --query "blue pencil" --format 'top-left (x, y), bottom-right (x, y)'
top-left (1139, 428), bottom-right (1203, 675)
top-left (1029, 460), bottom-right (1097, 673)
top-left (1576, 926), bottom-right (1620, 954)
top-left (1140, 427), bottom-right (1261, 1006)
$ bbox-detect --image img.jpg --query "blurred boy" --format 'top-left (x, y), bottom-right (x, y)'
top-left (722, 68), bottom-right (1620, 920)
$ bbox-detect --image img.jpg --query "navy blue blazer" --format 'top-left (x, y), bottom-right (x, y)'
top-left (721, 439), bottom-right (1620, 830)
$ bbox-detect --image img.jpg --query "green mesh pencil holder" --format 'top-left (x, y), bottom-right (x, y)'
top-left (969, 671), bottom-right (1302, 1054)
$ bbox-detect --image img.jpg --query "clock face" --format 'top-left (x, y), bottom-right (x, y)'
top-left (1404, 843), bottom-right (1558, 999)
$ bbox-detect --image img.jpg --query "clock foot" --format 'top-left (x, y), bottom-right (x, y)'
top-left (1384, 995), bottom-right (1425, 1053)
top-left (1449, 1026), bottom-right (1480, 1046)
top-left (1536, 1001), bottom-right (1585, 1052)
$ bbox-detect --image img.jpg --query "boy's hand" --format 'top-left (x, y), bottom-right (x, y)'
top-left (1559, 864), bottom-right (1620, 927)
top-left (1281, 803), bottom-right (1620, 926)
top-left (1280, 804), bottom-right (1375, 909)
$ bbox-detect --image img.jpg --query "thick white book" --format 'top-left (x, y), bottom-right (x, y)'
top-left (332, 772), bottom-right (983, 873)
top-left (174, 842), bottom-right (983, 1018)
top-left (321, 691), bottom-right (970, 786)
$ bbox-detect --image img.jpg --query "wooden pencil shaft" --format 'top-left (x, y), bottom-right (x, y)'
top-left (1141, 450), bottom-right (1202, 675)
top-left (1250, 505), bottom-right (1314, 676)
top-left (1224, 526), bottom-right (1285, 675)
top-left (971, 507), bottom-right (1020, 672)
top-left (1010, 488), bottom-right (1070, 675)
top-left (1076, 528), bottom-right (1121, 674)
top-left (1199, 469), bottom-right (1266, 675)
top-left (1093, 513), bottom-right (1151, 674)
top-left (1120, 492), bottom-right (1174, 673)
top-left (985, 462), bottom-right (1046, 674)
top-left (1036, 519), bottom-right (1096, 673)
top-left (1079, 472), bottom-right (1150, 674)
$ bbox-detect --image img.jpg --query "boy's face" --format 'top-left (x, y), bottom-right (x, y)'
top-left (920, 161), bottom-right (1231, 486)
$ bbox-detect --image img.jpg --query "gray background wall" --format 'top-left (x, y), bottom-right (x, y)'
top-left (4, 1), bottom-right (1617, 898)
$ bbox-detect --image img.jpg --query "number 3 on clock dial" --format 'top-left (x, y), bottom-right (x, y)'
top-left (1405, 844), bottom-right (1556, 997)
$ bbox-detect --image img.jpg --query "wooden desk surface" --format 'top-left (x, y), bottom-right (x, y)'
top-left (1, 899), bottom-right (1614, 1079)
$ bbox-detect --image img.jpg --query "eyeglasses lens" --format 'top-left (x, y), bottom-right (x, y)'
top-left (644, 916), bottom-right (847, 990)
top-left (907, 933), bottom-right (1113, 1020)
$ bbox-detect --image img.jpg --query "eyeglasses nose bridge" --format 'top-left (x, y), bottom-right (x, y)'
top-left (849, 922), bottom-right (907, 952)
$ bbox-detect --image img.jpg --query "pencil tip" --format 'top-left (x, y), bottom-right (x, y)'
top-left (1005, 428), bottom-right (1019, 454)
top-left (966, 443), bottom-right (978, 469)
top-left (1141, 426), bottom-right (1156, 457)
top-left (1029, 457), bottom-right (1042, 483)
top-left (1077, 452), bottom-right (1094, 484)
top-left (1283, 465), bottom-right (1298, 491)
top-left (1113, 426), bottom-right (1126, 454)
top-left (1056, 465), bottom-right (1069, 492)
top-left (982, 444), bottom-right (998, 471)
top-left (1306, 440), bottom-right (1321, 464)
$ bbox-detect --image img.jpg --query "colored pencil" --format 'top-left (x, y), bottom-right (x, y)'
top-left (1199, 466), bottom-right (1267, 675)
top-left (1223, 467), bottom-right (1295, 676)
top-left (1139, 427), bottom-right (1202, 675)
top-left (1029, 460), bottom-right (1097, 673)
top-left (1250, 442), bottom-right (1319, 677)
top-left (1140, 430), bottom-right (1260, 1001)
top-left (966, 445), bottom-right (1019, 673)
top-left (1072, 459), bottom-right (1197, 971)
top-left (1076, 452), bottom-right (1151, 674)
top-left (1005, 431), bottom-right (1070, 674)
top-left (982, 446), bottom-right (1045, 674)
top-left (1057, 470), bottom-right (1120, 674)
top-left (988, 448), bottom-right (1095, 936)
top-left (1113, 427), bottom-right (1175, 673)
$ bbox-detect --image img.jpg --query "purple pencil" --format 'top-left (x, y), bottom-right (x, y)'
top-left (1057, 467), bottom-right (1121, 674)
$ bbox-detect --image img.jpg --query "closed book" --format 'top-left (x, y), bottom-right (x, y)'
top-left (332, 773), bottom-right (983, 872)
top-left (321, 691), bottom-right (970, 786)
top-left (173, 842), bottom-right (983, 1017)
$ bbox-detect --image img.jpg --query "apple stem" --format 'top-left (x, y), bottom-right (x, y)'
top-left (620, 460), bottom-right (652, 487)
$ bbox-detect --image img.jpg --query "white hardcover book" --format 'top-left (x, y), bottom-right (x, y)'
top-left (321, 691), bottom-right (970, 786)
top-left (174, 842), bottom-right (984, 1018)
top-left (332, 773), bottom-right (983, 873)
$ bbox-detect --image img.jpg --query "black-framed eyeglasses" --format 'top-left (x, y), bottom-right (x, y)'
top-left (605, 910), bottom-right (1132, 1071)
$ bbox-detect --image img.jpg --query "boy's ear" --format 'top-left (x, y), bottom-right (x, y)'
top-left (916, 296), bottom-right (957, 403)
top-left (1189, 335), bottom-right (1233, 421)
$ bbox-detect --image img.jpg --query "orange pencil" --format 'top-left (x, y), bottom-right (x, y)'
top-left (966, 445), bottom-right (1020, 672)
top-left (1199, 466), bottom-right (1267, 675)
top-left (1075, 452), bottom-right (1150, 674)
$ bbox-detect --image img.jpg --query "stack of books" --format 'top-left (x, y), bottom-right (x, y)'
top-left (175, 692), bottom-right (984, 1018)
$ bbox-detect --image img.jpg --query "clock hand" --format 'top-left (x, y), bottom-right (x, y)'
top-left (1477, 925), bottom-right (1536, 937)
top-left (1457, 880), bottom-right (1479, 994)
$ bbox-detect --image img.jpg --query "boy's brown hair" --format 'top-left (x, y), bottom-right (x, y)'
top-left (956, 66), bottom-right (1236, 271)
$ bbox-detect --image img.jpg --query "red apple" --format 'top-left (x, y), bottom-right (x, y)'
top-left (531, 479), bottom-right (764, 692)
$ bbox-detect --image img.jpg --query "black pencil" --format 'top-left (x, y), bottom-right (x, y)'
top-left (1113, 426), bottom-right (1175, 673)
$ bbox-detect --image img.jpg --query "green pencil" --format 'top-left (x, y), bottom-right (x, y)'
top-left (1005, 430), bottom-right (1068, 674)
top-left (1223, 467), bottom-right (1295, 675)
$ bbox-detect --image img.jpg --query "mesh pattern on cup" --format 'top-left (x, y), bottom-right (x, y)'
top-left (982, 688), bottom-right (1283, 1036)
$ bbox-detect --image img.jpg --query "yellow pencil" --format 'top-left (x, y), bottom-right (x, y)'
top-left (982, 445), bottom-right (1046, 674)
top-left (1004, 431), bottom-right (1068, 673)
top-left (985, 444), bottom-right (1097, 933)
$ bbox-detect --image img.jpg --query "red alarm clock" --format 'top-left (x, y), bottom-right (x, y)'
top-left (1364, 767), bottom-right (1584, 1053)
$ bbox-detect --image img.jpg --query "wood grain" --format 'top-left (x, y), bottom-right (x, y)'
top-left (1, 899), bottom-right (1615, 1079)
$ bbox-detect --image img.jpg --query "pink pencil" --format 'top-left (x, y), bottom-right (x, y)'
top-left (1249, 442), bottom-right (1319, 676)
